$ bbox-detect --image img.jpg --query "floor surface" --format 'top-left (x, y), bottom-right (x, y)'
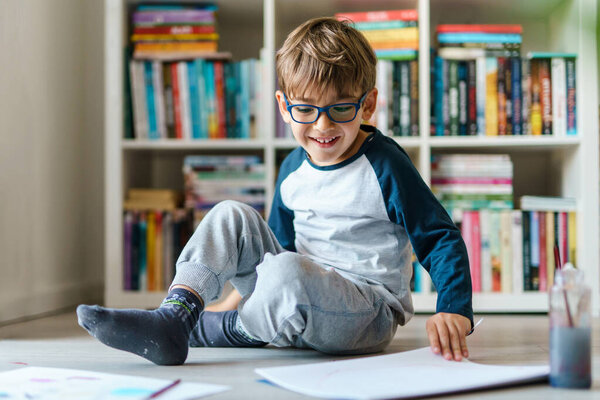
top-left (0, 312), bottom-right (599, 399)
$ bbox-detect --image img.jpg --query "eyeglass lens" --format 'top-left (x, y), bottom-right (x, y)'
top-left (291, 104), bottom-right (357, 123)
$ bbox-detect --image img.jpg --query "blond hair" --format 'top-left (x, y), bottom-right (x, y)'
top-left (276, 17), bottom-right (376, 99)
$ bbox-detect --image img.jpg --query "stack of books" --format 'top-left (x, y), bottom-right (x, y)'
top-left (129, 58), bottom-right (261, 140)
top-left (130, 4), bottom-right (228, 60)
top-left (335, 9), bottom-right (418, 61)
top-left (431, 154), bottom-right (514, 217)
top-left (183, 155), bottom-right (266, 225)
top-left (123, 188), bottom-right (182, 210)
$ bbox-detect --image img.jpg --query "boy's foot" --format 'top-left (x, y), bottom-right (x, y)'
top-left (76, 288), bottom-right (202, 365)
top-left (189, 310), bottom-right (267, 348)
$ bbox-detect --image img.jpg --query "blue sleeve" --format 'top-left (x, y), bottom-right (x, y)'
top-left (367, 138), bottom-right (473, 327)
top-left (267, 148), bottom-right (304, 252)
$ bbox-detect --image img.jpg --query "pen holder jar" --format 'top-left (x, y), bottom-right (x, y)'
top-left (549, 266), bottom-right (592, 388)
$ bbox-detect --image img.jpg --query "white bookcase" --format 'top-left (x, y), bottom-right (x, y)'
top-left (104, 0), bottom-right (599, 314)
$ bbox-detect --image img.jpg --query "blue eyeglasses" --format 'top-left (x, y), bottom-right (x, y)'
top-left (283, 91), bottom-right (369, 124)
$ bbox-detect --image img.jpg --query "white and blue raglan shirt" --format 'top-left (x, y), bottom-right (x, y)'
top-left (268, 125), bottom-right (473, 327)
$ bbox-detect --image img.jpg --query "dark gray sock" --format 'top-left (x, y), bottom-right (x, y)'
top-left (76, 288), bottom-right (203, 365)
top-left (189, 310), bottom-right (267, 347)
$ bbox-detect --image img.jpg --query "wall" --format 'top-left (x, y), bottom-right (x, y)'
top-left (0, 0), bottom-right (104, 322)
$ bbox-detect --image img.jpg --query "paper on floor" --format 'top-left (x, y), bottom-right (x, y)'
top-left (255, 347), bottom-right (549, 399)
top-left (0, 366), bottom-right (229, 399)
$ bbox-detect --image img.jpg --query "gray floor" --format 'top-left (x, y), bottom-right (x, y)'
top-left (0, 311), bottom-right (599, 399)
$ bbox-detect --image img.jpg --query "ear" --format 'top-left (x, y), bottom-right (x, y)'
top-left (360, 88), bottom-right (378, 122)
top-left (275, 90), bottom-right (292, 124)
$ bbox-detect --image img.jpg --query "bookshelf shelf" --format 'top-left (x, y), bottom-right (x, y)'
top-left (105, 0), bottom-right (599, 315)
top-left (428, 136), bottom-right (581, 150)
top-left (122, 139), bottom-right (267, 150)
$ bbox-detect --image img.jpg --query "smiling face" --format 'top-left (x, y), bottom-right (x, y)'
top-left (276, 87), bottom-right (377, 166)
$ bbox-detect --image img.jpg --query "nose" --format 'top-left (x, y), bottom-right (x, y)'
top-left (314, 110), bottom-right (335, 131)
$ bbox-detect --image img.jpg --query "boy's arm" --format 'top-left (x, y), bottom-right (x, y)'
top-left (369, 140), bottom-right (473, 360)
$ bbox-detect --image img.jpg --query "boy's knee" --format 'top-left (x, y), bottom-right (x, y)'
top-left (255, 253), bottom-right (308, 295)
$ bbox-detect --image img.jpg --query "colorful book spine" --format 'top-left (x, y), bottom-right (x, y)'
top-left (187, 61), bottom-right (201, 139)
top-left (467, 60), bottom-right (477, 135)
top-left (539, 58), bottom-right (553, 135)
top-left (144, 61), bottom-right (159, 139)
top-left (511, 210), bottom-right (523, 294)
top-left (568, 212), bottom-right (577, 266)
top-left (499, 210), bottom-right (513, 293)
top-left (399, 61), bottom-right (410, 136)
top-left (335, 9), bottom-right (418, 22)
top-left (529, 60), bottom-right (542, 135)
top-left (133, 25), bottom-right (216, 35)
top-left (434, 56), bottom-right (445, 135)
top-left (457, 61), bottom-right (468, 135)
top-left (138, 213), bottom-right (147, 291)
top-left (510, 57), bottom-right (523, 135)
top-left (485, 57), bottom-right (498, 135)
top-left (497, 57), bottom-right (507, 136)
top-left (530, 211), bottom-right (540, 291)
top-left (521, 58), bottom-right (531, 135)
top-left (152, 61), bottom-right (167, 139)
top-left (448, 60), bottom-right (459, 135)
top-left (521, 211), bottom-right (531, 290)
top-left (177, 62), bottom-right (192, 139)
top-left (436, 25), bottom-right (523, 34)
top-left (409, 60), bottom-right (419, 136)
top-left (475, 57), bottom-right (486, 135)
top-left (565, 58), bottom-right (577, 135)
top-left (170, 63), bottom-right (183, 138)
top-left (132, 10), bottom-right (215, 25)
top-left (479, 209), bottom-right (492, 292)
top-left (489, 211), bottom-right (502, 292)
top-left (538, 211), bottom-right (547, 292)
top-left (123, 212), bottom-right (133, 290)
top-left (471, 211), bottom-right (482, 292)
top-left (438, 33), bottom-right (522, 44)
top-left (546, 211), bottom-right (555, 288)
top-left (551, 57), bottom-right (567, 137)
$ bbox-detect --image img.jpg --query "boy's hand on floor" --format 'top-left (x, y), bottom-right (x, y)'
top-left (426, 312), bottom-right (471, 361)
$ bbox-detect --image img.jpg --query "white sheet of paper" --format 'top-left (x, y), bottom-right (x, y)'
top-left (0, 366), bottom-right (229, 400)
top-left (255, 347), bottom-right (549, 400)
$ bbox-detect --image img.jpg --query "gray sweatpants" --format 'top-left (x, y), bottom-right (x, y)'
top-left (172, 200), bottom-right (398, 354)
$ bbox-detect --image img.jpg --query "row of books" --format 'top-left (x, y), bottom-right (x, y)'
top-left (335, 9), bottom-right (419, 61)
top-left (373, 60), bottom-right (419, 136)
top-left (431, 154), bottom-right (514, 216)
top-left (183, 155), bottom-right (266, 225)
top-left (457, 200), bottom-right (576, 294)
top-left (128, 58), bottom-right (261, 140)
top-left (123, 209), bottom-right (195, 291)
top-left (130, 4), bottom-right (229, 61)
top-left (432, 54), bottom-right (577, 137)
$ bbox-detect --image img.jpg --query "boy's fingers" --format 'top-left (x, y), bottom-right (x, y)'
top-left (448, 324), bottom-right (463, 361)
top-left (435, 321), bottom-right (452, 360)
top-left (457, 321), bottom-right (469, 358)
top-left (427, 322), bottom-right (441, 354)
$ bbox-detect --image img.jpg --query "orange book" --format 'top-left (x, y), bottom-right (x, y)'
top-left (369, 40), bottom-right (419, 50)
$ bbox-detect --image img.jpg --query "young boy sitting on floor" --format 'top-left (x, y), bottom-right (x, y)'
top-left (77, 16), bottom-right (473, 365)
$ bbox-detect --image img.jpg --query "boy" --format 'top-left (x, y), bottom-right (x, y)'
top-left (77, 17), bottom-right (473, 365)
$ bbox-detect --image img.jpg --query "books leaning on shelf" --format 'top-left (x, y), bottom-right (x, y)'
top-left (123, 188), bottom-right (183, 210)
top-left (431, 24), bottom-right (577, 137)
top-left (183, 155), bottom-right (266, 226)
top-left (374, 59), bottom-right (418, 136)
top-left (129, 58), bottom-right (261, 140)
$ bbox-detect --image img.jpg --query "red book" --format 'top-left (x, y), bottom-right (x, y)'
top-left (170, 63), bottom-right (183, 139)
top-left (133, 25), bottom-right (215, 35)
top-left (497, 58), bottom-right (507, 135)
top-left (335, 9), bottom-right (418, 22)
top-left (538, 59), bottom-right (553, 135)
top-left (559, 211), bottom-right (568, 264)
top-left (436, 24), bottom-right (522, 34)
top-left (213, 61), bottom-right (227, 139)
top-left (538, 211), bottom-right (547, 292)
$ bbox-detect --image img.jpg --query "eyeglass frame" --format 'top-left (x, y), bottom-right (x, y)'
top-left (283, 91), bottom-right (369, 124)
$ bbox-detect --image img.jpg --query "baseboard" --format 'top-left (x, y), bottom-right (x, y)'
top-left (0, 281), bottom-right (103, 324)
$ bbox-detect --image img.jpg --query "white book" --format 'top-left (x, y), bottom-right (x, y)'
top-left (152, 61), bottom-right (167, 139)
top-left (177, 62), bottom-right (192, 139)
top-left (511, 210), bottom-right (524, 294)
top-left (476, 57), bottom-right (487, 135)
top-left (376, 60), bottom-right (392, 135)
top-left (129, 61), bottom-right (149, 139)
top-left (551, 57), bottom-right (567, 137)
top-left (500, 210), bottom-right (513, 293)
top-left (479, 209), bottom-right (492, 292)
top-left (439, 47), bottom-right (486, 60)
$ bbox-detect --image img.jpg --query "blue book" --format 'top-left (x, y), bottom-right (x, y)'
top-left (196, 58), bottom-right (208, 139)
top-left (234, 62), bottom-right (242, 138)
top-left (510, 58), bottom-right (523, 135)
top-left (240, 60), bottom-right (251, 138)
top-left (530, 211), bottom-right (540, 291)
top-left (203, 61), bottom-right (216, 138)
top-left (457, 61), bottom-right (468, 135)
top-left (438, 33), bottom-right (522, 44)
top-left (187, 61), bottom-right (201, 139)
top-left (434, 57), bottom-right (445, 136)
top-left (144, 61), bottom-right (158, 139)
top-left (374, 49), bottom-right (417, 60)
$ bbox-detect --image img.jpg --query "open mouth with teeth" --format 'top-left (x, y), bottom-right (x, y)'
top-left (310, 136), bottom-right (340, 147)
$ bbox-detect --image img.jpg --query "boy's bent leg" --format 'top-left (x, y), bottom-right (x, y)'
top-left (238, 253), bottom-right (398, 355)
top-left (76, 288), bottom-right (203, 365)
top-left (172, 200), bottom-right (285, 304)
